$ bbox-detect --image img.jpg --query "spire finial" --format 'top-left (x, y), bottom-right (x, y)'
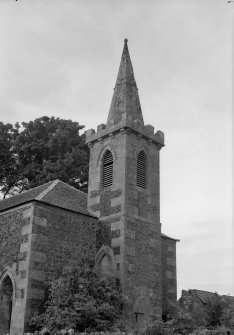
top-left (124, 38), bottom-right (128, 44)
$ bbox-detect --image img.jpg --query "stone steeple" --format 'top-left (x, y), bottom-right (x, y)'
top-left (86, 40), bottom-right (168, 328)
top-left (107, 39), bottom-right (144, 127)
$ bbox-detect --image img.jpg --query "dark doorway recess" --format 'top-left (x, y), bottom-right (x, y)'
top-left (0, 276), bottom-right (13, 334)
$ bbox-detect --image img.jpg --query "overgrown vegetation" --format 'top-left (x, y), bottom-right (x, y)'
top-left (142, 294), bottom-right (234, 335)
top-left (26, 263), bottom-right (123, 333)
top-left (204, 293), bottom-right (234, 328)
top-left (27, 289), bottom-right (234, 335)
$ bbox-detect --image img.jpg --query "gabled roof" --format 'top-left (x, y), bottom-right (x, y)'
top-left (194, 289), bottom-right (217, 303)
top-left (0, 180), bottom-right (93, 217)
top-left (0, 180), bottom-right (55, 212)
top-left (184, 289), bottom-right (234, 305)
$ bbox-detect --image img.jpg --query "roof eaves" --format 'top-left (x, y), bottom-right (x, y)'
top-left (34, 199), bottom-right (98, 219)
top-left (0, 201), bottom-right (34, 214)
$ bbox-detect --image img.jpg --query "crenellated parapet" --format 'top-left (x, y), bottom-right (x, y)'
top-left (86, 118), bottom-right (164, 149)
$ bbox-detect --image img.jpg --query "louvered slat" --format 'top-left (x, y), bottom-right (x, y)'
top-left (137, 151), bottom-right (147, 189)
top-left (102, 150), bottom-right (113, 188)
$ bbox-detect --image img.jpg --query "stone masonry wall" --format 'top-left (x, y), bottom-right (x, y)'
top-left (123, 131), bottom-right (162, 322)
top-left (26, 201), bottom-right (97, 318)
top-left (87, 127), bottom-right (163, 326)
top-left (161, 237), bottom-right (177, 319)
top-left (0, 207), bottom-right (29, 274)
top-left (0, 204), bottom-right (33, 335)
top-left (87, 131), bottom-right (126, 286)
top-left (123, 216), bottom-right (161, 319)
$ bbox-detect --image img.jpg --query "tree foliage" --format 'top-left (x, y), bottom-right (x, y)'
top-left (0, 116), bottom-right (89, 198)
top-left (0, 122), bottom-right (19, 198)
top-left (26, 264), bottom-right (122, 333)
top-left (204, 293), bottom-right (234, 327)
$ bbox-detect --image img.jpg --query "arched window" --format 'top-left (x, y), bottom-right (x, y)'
top-left (95, 246), bottom-right (115, 278)
top-left (99, 253), bottom-right (113, 277)
top-left (102, 150), bottom-right (113, 188)
top-left (137, 151), bottom-right (147, 189)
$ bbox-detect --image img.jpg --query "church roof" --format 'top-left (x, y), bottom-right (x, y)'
top-left (0, 180), bottom-right (93, 217)
top-left (107, 39), bottom-right (144, 127)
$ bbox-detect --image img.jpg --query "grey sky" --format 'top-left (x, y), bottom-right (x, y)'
top-left (0, 0), bottom-right (233, 297)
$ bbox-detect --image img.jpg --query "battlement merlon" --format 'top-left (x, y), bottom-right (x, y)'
top-left (85, 119), bottom-right (165, 148)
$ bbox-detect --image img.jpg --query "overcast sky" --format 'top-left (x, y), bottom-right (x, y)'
top-left (0, 0), bottom-right (233, 297)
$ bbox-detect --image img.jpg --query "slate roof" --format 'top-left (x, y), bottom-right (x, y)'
top-left (186, 289), bottom-right (234, 305)
top-left (0, 180), bottom-right (93, 217)
top-left (194, 289), bottom-right (217, 303)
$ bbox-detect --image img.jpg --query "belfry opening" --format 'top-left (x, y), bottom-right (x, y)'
top-left (0, 275), bottom-right (13, 334)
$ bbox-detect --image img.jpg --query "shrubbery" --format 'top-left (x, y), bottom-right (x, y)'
top-left (142, 320), bottom-right (174, 335)
top-left (26, 263), bottom-right (123, 334)
top-left (142, 318), bottom-right (196, 335)
top-left (26, 270), bottom-right (234, 335)
top-left (142, 317), bottom-right (233, 335)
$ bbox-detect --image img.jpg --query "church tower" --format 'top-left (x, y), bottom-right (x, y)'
top-left (86, 39), bottom-right (165, 325)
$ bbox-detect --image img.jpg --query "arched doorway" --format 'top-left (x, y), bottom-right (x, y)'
top-left (0, 275), bottom-right (13, 334)
top-left (134, 296), bottom-right (151, 333)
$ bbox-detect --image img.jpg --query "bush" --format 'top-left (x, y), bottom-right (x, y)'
top-left (142, 320), bottom-right (174, 335)
top-left (172, 318), bottom-right (196, 334)
top-left (26, 263), bottom-right (122, 333)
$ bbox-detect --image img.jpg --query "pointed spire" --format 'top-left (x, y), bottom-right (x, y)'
top-left (106, 39), bottom-right (144, 127)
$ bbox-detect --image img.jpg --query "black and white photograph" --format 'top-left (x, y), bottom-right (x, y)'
top-left (0, 1), bottom-right (233, 335)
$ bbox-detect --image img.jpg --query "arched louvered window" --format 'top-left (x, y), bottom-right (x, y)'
top-left (102, 150), bottom-right (113, 188)
top-left (137, 151), bottom-right (147, 189)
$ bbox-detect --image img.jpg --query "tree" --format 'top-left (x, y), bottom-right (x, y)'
top-left (26, 263), bottom-right (122, 333)
top-left (0, 122), bottom-right (19, 198)
top-left (0, 116), bottom-right (89, 198)
top-left (204, 293), bottom-right (233, 327)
